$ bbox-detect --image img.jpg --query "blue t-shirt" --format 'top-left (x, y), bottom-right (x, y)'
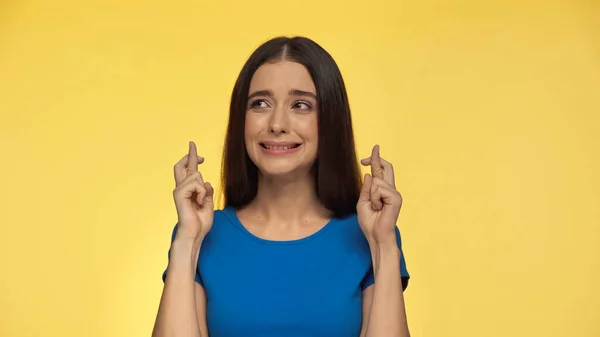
top-left (162, 206), bottom-right (409, 337)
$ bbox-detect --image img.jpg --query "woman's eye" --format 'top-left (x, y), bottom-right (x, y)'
top-left (249, 99), bottom-right (270, 109)
top-left (293, 101), bottom-right (312, 110)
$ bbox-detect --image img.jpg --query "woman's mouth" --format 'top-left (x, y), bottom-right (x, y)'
top-left (259, 142), bottom-right (302, 155)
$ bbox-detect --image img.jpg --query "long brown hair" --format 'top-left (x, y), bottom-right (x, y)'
top-left (221, 36), bottom-right (362, 218)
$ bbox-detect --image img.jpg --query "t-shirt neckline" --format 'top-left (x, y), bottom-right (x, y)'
top-left (222, 206), bottom-right (337, 246)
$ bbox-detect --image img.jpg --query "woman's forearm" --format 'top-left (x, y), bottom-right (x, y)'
top-left (152, 236), bottom-right (203, 337)
top-left (366, 242), bottom-right (410, 337)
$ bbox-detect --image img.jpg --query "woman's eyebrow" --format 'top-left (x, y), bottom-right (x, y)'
top-left (248, 90), bottom-right (273, 100)
top-left (289, 89), bottom-right (316, 99)
top-left (248, 89), bottom-right (317, 101)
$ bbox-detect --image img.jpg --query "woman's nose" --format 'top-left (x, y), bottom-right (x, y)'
top-left (268, 107), bottom-right (289, 135)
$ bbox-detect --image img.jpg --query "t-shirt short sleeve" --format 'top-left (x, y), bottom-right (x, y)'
top-left (360, 226), bottom-right (410, 291)
top-left (161, 224), bottom-right (203, 286)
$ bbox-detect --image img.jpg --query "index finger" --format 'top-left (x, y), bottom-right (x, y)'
top-left (362, 155), bottom-right (396, 189)
top-left (174, 153), bottom-right (204, 186)
top-left (370, 145), bottom-right (384, 180)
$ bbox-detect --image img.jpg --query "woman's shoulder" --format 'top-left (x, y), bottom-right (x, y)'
top-left (204, 206), bottom-right (237, 235)
top-left (329, 211), bottom-right (362, 233)
top-left (319, 212), bottom-right (372, 252)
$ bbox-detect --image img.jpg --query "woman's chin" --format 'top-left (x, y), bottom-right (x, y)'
top-left (258, 164), bottom-right (310, 179)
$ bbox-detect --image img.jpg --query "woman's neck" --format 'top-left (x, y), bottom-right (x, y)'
top-left (244, 172), bottom-right (330, 225)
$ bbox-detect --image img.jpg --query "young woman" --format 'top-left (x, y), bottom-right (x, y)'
top-left (152, 36), bottom-right (411, 337)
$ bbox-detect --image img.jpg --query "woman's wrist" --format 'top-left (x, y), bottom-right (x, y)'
top-left (367, 234), bottom-right (397, 253)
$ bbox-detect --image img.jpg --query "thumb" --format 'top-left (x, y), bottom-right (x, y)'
top-left (358, 173), bottom-right (372, 203)
top-left (203, 181), bottom-right (215, 208)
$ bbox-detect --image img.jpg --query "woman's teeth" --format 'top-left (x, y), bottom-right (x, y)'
top-left (263, 144), bottom-right (298, 150)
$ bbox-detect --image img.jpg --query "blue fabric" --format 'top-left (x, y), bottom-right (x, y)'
top-left (162, 206), bottom-right (409, 337)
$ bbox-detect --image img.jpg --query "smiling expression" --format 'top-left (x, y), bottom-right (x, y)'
top-left (244, 60), bottom-right (319, 177)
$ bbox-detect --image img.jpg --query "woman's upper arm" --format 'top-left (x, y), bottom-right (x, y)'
top-left (360, 285), bottom-right (374, 337)
top-left (194, 282), bottom-right (209, 337)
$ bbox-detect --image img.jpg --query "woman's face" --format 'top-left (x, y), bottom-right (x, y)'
top-left (245, 60), bottom-right (319, 178)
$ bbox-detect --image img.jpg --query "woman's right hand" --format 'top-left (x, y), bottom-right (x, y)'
top-left (172, 141), bottom-right (214, 241)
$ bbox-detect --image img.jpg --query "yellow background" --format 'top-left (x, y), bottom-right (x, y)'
top-left (1, 0), bottom-right (598, 336)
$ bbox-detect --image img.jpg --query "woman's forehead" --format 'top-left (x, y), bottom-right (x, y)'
top-left (249, 61), bottom-right (316, 94)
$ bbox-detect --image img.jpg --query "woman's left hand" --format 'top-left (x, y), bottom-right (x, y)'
top-left (357, 145), bottom-right (403, 246)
